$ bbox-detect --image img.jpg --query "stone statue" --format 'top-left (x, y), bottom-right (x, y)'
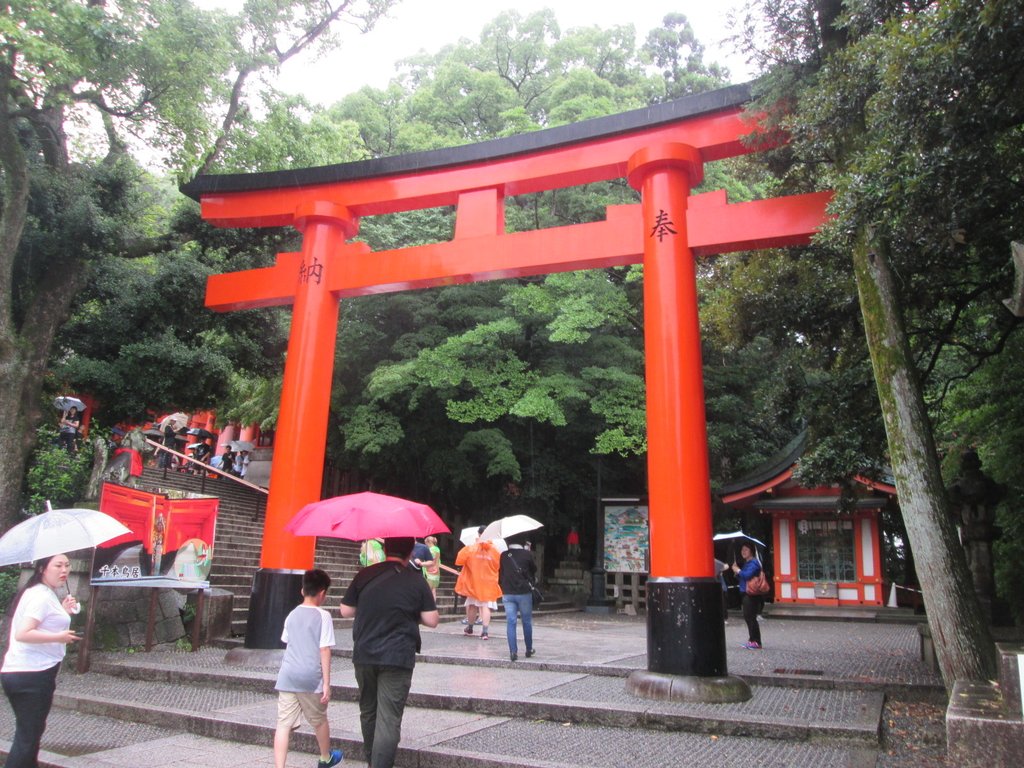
top-left (947, 450), bottom-right (1004, 618)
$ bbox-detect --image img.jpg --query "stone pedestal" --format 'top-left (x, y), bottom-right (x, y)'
top-left (946, 642), bottom-right (1024, 767)
top-left (187, 588), bottom-right (234, 644)
top-left (547, 559), bottom-right (589, 604)
top-left (948, 450), bottom-right (1004, 622)
top-left (627, 669), bottom-right (751, 703)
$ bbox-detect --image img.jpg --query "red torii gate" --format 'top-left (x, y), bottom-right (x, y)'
top-left (183, 83), bottom-right (830, 698)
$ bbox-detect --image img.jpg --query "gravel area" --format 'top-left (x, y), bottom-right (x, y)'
top-left (877, 695), bottom-right (949, 767)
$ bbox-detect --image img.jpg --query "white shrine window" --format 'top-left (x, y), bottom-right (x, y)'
top-left (796, 518), bottom-right (855, 582)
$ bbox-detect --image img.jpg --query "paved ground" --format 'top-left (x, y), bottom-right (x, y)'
top-left (0, 611), bottom-right (949, 767)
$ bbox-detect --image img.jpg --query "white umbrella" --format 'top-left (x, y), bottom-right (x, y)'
top-left (158, 412), bottom-right (189, 432)
top-left (0, 508), bottom-right (132, 566)
top-left (53, 396), bottom-right (86, 412)
top-left (457, 526), bottom-right (507, 551)
top-left (479, 514), bottom-right (543, 542)
top-left (229, 440), bottom-right (255, 452)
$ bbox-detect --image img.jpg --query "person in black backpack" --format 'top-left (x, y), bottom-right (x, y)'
top-left (498, 532), bottom-right (537, 662)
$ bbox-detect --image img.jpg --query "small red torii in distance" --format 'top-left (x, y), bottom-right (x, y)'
top-left (183, 83), bottom-right (830, 688)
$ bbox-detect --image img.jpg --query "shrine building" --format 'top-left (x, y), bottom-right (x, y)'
top-left (719, 433), bottom-right (897, 607)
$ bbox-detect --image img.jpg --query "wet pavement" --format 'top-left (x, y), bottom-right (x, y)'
top-left (0, 611), bottom-right (944, 767)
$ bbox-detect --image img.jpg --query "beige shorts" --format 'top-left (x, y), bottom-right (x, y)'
top-left (277, 691), bottom-right (327, 730)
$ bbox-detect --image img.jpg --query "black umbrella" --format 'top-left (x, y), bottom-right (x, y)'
top-left (187, 428), bottom-right (216, 440)
top-left (713, 531), bottom-right (766, 565)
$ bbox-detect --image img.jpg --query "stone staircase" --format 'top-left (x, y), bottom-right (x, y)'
top-left (545, 558), bottom-right (590, 603)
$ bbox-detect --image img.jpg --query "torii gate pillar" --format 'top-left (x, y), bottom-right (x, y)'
top-left (245, 202), bottom-right (356, 648)
top-left (623, 144), bottom-right (745, 701)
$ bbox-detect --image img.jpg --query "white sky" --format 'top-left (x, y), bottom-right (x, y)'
top-left (203, 0), bottom-right (753, 106)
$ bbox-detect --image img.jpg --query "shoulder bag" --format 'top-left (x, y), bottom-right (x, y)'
top-left (506, 551), bottom-right (544, 608)
top-left (745, 570), bottom-right (770, 596)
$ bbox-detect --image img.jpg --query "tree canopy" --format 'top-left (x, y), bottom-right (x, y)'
top-left (0, 0), bottom-right (395, 529)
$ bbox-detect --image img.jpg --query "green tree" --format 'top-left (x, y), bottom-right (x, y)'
top-left (735, 0), bottom-right (1024, 686)
top-left (0, 0), bottom-right (393, 528)
top-left (642, 12), bottom-right (730, 99)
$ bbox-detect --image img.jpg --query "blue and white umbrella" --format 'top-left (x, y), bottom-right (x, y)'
top-left (53, 396), bottom-right (86, 412)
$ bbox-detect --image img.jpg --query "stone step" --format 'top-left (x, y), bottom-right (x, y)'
top-left (24, 620), bottom-right (897, 768)
top-left (7, 613), bottom-right (951, 767)
top-left (69, 655), bottom-right (884, 747)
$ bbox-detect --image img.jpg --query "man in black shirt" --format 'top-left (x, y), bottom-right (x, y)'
top-left (339, 537), bottom-right (439, 768)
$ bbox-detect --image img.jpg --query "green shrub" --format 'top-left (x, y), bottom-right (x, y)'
top-left (24, 426), bottom-right (92, 514)
top-left (0, 566), bottom-right (21, 614)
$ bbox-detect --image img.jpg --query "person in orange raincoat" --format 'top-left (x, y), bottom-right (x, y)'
top-left (454, 529), bottom-right (502, 641)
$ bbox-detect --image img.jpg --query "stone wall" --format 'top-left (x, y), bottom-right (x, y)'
top-left (2, 558), bottom-right (200, 653)
top-left (92, 586), bottom-right (187, 649)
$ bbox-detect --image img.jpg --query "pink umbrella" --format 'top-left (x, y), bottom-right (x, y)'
top-left (285, 491), bottom-right (450, 540)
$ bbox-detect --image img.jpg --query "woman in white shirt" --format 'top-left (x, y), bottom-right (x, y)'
top-left (2, 554), bottom-right (81, 767)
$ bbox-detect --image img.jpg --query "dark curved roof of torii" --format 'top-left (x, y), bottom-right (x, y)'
top-left (181, 82), bottom-right (754, 201)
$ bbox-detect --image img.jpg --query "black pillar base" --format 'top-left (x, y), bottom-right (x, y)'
top-left (646, 577), bottom-right (727, 677)
top-left (244, 569), bottom-right (305, 649)
top-left (630, 577), bottom-right (750, 702)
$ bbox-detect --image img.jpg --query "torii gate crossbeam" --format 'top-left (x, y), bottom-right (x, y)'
top-left (182, 83), bottom-right (831, 700)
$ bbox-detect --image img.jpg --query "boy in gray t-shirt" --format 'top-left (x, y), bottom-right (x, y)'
top-left (273, 569), bottom-right (342, 768)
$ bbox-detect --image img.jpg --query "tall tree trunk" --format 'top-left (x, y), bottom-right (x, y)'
top-left (0, 353), bottom-right (47, 528)
top-left (852, 228), bottom-right (997, 690)
top-left (0, 62), bottom-right (37, 530)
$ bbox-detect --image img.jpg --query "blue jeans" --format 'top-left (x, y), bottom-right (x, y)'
top-left (2, 664), bottom-right (60, 768)
top-left (354, 664), bottom-right (413, 768)
top-left (502, 593), bottom-right (533, 655)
